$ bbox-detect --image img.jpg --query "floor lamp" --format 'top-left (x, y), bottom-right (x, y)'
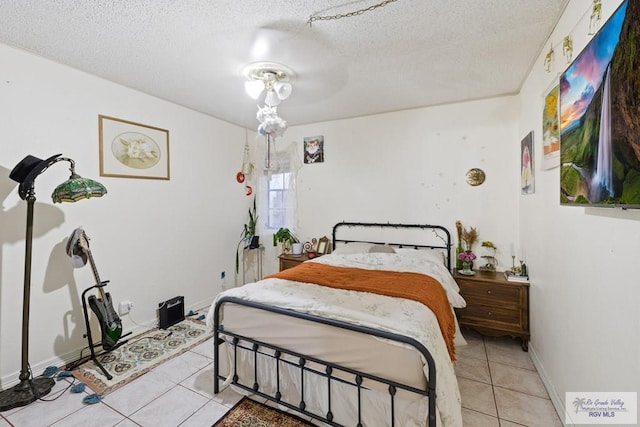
top-left (0, 154), bottom-right (107, 412)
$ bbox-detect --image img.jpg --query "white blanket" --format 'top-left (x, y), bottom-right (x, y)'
top-left (207, 252), bottom-right (464, 426)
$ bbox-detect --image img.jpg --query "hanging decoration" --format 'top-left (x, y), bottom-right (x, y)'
top-left (236, 136), bottom-right (254, 194)
top-left (542, 0), bottom-right (607, 73)
top-left (589, 0), bottom-right (602, 35)
top-left (562, 36), bottom-right (573, 63)
top-left (544, 44), bottom-right (554, 72)
top-left (241, 137), bottom-right (254, 176)
top-left (257, 105), bottom-right (287, 170)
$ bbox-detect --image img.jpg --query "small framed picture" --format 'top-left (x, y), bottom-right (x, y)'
top-left (316, 236), bottom-right (331, 255)
top-left (521, 131), bottom-right (535, 194)
top-left (542, 78), bottom-right (560, 170)
top-left (99, 115), bottom-right (170, 180)
top-left (303, 135), bottom-right (324, 164)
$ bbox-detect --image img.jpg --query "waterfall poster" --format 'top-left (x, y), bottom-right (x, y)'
top-left (521, 131), bottom-right (535, 195)
top-left (559, 0), bottom-right (640, 207)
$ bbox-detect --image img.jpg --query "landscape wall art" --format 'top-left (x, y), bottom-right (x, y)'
top-left (559, 0), bottom-right (640, 207)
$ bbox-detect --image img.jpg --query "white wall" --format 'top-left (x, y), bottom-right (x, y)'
top-left (518, 0), bottom-right (640, 420)
top-left (260, 97), bottom-right (521, 276)
top-left (0, 43), bottom-right (247, 385)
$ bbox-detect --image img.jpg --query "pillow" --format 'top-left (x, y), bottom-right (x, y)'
top-left (369, 245), bottom-right (395, 254)
top-left (394, 248), bottom-right (445, 264)
top-left (332, 242), bottom-right (375, 254)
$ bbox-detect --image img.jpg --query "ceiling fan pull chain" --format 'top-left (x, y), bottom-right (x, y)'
top-left (307, 0), bottom-right (398, 27)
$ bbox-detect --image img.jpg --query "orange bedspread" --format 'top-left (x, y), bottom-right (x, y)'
top-left (266, 262), bottom-right (456, 361)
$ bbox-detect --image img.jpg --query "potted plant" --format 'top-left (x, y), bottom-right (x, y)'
top-left (273, 227), bottom-right (300, 254)
top-left (236, 197), bottom-right (259, 273)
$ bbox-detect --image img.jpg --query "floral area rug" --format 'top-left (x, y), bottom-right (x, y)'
top-left (71, 318), bottom-right (212, 395)
top-left (214, 397), bottom-right (314, 427)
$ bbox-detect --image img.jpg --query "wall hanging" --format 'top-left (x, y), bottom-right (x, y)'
top-left (465, 168), bottom-right (485, 186)
top-left (542, 81), bottom-right (560, 170)
top-left (521, 131), bottom-right (535, 195)
top-left (99, 115), bottom-right (170, 180)
top-left (304, 135), bottom-right (324, 164)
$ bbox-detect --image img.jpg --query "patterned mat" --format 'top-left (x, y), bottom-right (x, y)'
top-left (214, 397), bottom-right (314, 427)
top-left (71, 318), bottom-right (212, 395)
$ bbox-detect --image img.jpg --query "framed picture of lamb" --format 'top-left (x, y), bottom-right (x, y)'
top-left (99, 115), bottom-right (170, 180)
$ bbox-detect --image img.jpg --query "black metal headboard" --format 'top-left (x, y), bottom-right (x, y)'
top-left (331, 221), bottom-right (452, 271)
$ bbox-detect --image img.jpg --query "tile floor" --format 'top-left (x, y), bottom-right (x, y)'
top-left (454, 329), bottom-right (563, 427)
top-left (0, 329), bottom-right (563, 426)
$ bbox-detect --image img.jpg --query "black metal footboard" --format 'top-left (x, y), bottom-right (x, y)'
top-left (213, 296), bottom-right (437, 427)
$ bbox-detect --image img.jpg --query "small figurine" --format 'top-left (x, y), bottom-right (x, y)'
top-left (479, 241), bottom-right (498, 272)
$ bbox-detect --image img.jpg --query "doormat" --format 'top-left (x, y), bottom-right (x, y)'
top-left (214, 397), bottom-right (314, 427)
top-left (71, 317), bottom-right (212, 396)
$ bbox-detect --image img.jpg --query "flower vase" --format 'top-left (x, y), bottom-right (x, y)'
top-left (459, 261), bottom-right (474, 275)
top-left (455, 240), bottom-right (464, 270)
top-left (458, 250), bottom-right (476, 275)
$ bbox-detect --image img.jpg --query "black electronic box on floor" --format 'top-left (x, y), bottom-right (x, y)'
top-left (159, 296), bottom-right (184, 329)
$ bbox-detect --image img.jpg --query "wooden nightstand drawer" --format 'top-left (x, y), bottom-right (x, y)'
top-left (458, 281), bottom-right (520, 306)
top-left (457, 304), bottom-right (520, 325)
top-left (279, 253), bottom-right (310, 271)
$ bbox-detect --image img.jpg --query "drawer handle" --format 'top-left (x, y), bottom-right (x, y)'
top-left (487, 311), bottom-right (492, 316)
top-left (486, 290), bottom-right (492, 294)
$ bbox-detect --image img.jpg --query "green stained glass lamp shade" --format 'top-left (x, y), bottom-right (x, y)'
top-left (52, 174), bottom-right (107, 203)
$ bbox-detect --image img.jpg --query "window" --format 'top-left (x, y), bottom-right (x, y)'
top-left (267, 171), bottom-right (292, 229)
top-left (256, 142), bottom-right (300, 234)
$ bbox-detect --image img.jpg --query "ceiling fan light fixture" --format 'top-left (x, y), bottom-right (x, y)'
top-left (242, 61), bottom-right (296, 105)
top-left (264, 90), bottom-right (281, 107)
top-left (244, 80), bottom-right (265, 99)
top-left (273, 81), bottom-right (292, 100)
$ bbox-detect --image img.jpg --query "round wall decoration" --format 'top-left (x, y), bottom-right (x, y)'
top-left (466, 168), bottom-right (486, 186)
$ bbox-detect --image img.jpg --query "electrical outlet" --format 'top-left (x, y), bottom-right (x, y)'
top-left (118, 300), bottom-right (133, 315)
top-left (220, 270), bottom-right (228, 290)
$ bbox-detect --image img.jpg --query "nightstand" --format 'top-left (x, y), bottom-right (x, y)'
top-left (278, 253), bottom-right (310, 271)
top-left (454, 270), bottom-right (530, 351)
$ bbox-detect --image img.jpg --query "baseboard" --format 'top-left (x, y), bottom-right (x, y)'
top-left (1, 298), bottom-right (214, 390)
top-left (189, 297), bottom-right (214, 314)
top-left (0, 320), bottom-right (151, 390)
top-left (529, 342), bottom-right (571, 426)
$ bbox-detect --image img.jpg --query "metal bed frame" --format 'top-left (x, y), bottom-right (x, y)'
top-left (213, 222), bottom-right (453, 427)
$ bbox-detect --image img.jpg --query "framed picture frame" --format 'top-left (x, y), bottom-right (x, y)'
top-left (521, 131), bottom-right (535, 195)
top-left (316, 236), bottom-right (331, 255)
top-left (303, 135), bottom-right (324, 164)
top-left (542, 77), bottom-right (561, 170)
top-left (99, 115), bottom-right (170, 180)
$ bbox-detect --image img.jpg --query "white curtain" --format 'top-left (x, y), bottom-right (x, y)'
top-left (255, 137), bottom-right (302, 237)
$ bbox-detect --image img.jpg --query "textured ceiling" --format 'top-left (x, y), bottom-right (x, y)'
top-left (0, 0), bottom-right (569, 130)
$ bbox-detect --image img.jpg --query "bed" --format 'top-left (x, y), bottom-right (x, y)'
top-left (206, 222), bottom-right (466, 426)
